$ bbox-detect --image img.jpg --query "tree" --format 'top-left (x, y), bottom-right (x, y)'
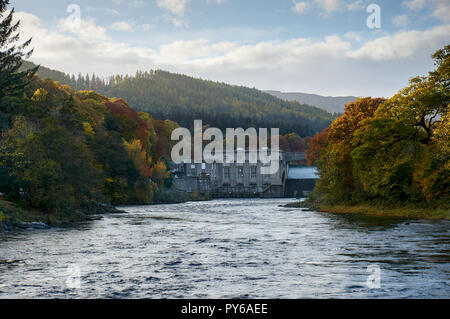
top-left (315, 97), bottom-right (385, 203)
top-left (305, 127), bottom-right (328, 166)
top-left (429, 44), bottom-right (450, 91)
top-left (351, 118), bottom-right (424, 203)
top-left (311, 45), bottom-right (449, 208)
top-left (152, 161), bottom-right (170, 186)
top-left (0, 0), bottom-right (37, 100)
top-left (378, 77), bottom-right (446, 143)
top-left (376, 46), bottom-right (449, 144)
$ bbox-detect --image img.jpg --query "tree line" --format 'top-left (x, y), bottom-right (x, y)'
top-left (306, 45), bottom-right (449, 209)
top-left (0, 1), bottom-right (178, 220)
top-left (21, 62), bottom-right (334, 138)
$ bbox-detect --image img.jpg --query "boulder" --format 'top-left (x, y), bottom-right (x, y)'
top-left (16, 222), bottom-right (49, 230)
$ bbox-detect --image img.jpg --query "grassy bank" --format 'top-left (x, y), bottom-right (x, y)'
top-left (285, 200), bottom-right (450, 220)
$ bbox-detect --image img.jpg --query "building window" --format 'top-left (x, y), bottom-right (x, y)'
top-left (224, 167), bottom-right (230, 179)
top-left (251, 166), bottom-right (257, 179)
top-left (238, 167), bottom-right (244, 179)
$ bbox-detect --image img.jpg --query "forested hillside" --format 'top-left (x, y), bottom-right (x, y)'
top-left (21, 62), bottom-right (333, 137)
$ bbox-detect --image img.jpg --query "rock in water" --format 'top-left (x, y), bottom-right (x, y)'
top-left (16, 222), bottom-right (49, 230)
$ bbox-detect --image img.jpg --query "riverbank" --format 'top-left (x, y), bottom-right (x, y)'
top-left (0, 199), bottom-right (124, 232)
top-left (0, 190), bottom-right (210, 231)
top-left (285, 200), bottom-right (450, 220)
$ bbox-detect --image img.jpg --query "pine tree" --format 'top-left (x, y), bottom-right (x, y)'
top-left (85, 73), bottom-right (90, 89)
top-left (0, 0), bottom-right (37, 100)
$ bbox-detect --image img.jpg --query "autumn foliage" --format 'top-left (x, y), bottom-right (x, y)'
top-left (0, 77), bottom-right (177, 213)
top-left (307, 45), bottom-right (449, 209)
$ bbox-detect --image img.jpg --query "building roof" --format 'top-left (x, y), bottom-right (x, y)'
top-left (288, 166), bottom-right (319, 179)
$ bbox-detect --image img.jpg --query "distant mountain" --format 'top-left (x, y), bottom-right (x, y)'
top-left (265, 90), bottom-right (358, 114)
top-left (20, 61), bottom-right (335, 137)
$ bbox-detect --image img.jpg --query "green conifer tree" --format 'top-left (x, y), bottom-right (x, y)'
top-left (0, 0), bottom-right (37, 100)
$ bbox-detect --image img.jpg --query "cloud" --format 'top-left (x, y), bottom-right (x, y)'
top-left (86, 7), bottom-right (120, 16)
top-left (156, 0), bottom-right (190, 16)
top-left (295, 0), bottom-right (356, 17)
top-left (314, 0), bottom-right (342, 15)
top-left (432, 0), bottom-right (450, 22)
top-left (402, 0), bottom-right (449, 22)
top-left (16, 11), bottom-right (450, 97)
top-left (109, 21), bottom-right (134, 32)
top-left (349, 24), bottom-right (450, 60)
top-left (292, 1), bottom-right (309, 15)
top-left (347, 0), bottom-right (365, 11)
top-left (57, 15), bottom-right (110, 42)
top-left (344, 31), bottom-right (362, 41)
top-left (392, 15), bottom-right (409, 27)
top-left (402, 0), bottom-right (426, 11)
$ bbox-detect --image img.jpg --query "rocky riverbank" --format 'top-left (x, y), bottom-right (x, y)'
top-left (0, 199), bottom-right (125, 232)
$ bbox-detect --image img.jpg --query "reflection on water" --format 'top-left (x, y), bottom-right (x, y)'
top-left (0, 199), bottom-right (449, 298)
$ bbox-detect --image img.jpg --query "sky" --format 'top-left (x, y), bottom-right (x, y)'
top-left (8, 0), bottom-right (450, 97)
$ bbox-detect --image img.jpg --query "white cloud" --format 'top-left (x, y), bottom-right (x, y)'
top-left (349, 24), bottom-right (450, 60)
top-left (344, 31), bottom-right (362, 41)
top-left (292, 0), bottom-right (367, 17)
top-left (314, 0), bottom-right (342, 15)
top-left (402, 0), bottom-right (426, 11)
top-left (294, 0), bottom-right (349, 17)
top-left (432, 0), bottom-right (450, 21)
top-left (16, 11), bottom-right (450, 97)
top-left (57, 16), bottom-right (110, 42)
top-left (347, 0), bottom-right (365, 11)
top-left (157, 0), bottom-right (190, 16)
top-left (403, 0), bottom-right (449, 22)
top-left (293, 1), bottom-right (309, 15)
top-left (109, 21), bottom-right (134, 32)
top-left (86, 7), bottom-right (120, 16)
top-left (393, 15), bottom-right (409, 27)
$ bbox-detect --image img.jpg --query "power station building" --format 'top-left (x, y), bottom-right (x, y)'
top-left (169, 151), bottom-right (317, 198)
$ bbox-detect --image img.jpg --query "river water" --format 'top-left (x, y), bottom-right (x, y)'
top-left (0, 199), bottom-right (449, 298)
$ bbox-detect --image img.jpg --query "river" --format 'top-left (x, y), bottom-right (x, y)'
top-left (0, 199), bottom-right (449, 298)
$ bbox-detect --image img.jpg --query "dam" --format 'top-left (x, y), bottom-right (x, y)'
top-left (169, 152), bottom-right (318, 198)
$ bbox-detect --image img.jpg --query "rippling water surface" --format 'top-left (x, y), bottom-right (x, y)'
top-left (0, 199), bottom-right (449, 298)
